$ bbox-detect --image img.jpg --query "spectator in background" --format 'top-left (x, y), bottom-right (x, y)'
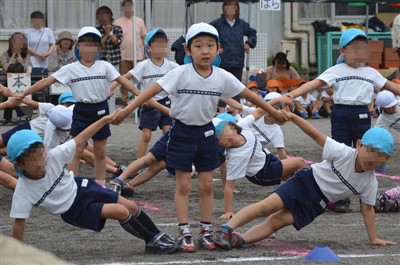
top-left (48, 31), bottom-right (76, 72)
top-left (210, 0), bottom-right (257, 112)
top-left (114, 0), bottom-right (147, 107)
top-left (1, 32), bottom-right (30, 125)
top-left (96, 6), bottom-right (123, 112)
top-left (392, 13), bottom-right (400, 72)
top-left (25, 11), bottom-right (56, 70)
top-left (266, 52), bottom-right (300, 81)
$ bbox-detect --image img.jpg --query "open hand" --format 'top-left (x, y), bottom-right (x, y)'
top-left (371, 238), bottom-right (397, 246)
top-left (218, 212), bottom-right (235, 220)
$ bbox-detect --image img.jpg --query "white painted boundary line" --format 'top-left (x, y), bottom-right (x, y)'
top-left (96, 253), bottom-right (400, 265)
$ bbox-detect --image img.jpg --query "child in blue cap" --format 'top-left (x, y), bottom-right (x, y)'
top-left (213, 112), bottom-right (397, 249)
top-left (109, 28), bottom-right (178, 164)
top-left (112, 22), bottom-right (287, 252)
top-left (282, 28), bottom-right (400, 213)
top-left (8, 110), bottom-right (179, 254)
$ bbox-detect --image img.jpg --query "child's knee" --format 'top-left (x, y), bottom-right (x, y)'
top-left (199, 178), bottom-right (214, 194)
top-left (176, 179), bottom-right (192, 195)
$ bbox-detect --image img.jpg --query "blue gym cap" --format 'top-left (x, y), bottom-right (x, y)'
top-left (184, 22), bottom-right (221, 66)
top-left (58, 91), bottom-right (77, 104)
top-left (339, 28), bottom-right (367, 48)
top-left (74, 26), bottom-right (102, 61)
top-left (361, 127), bottom-right (393, 155)
top-left (7, 130), bottom-right (44, 177)
top-left (212, 113), bottom-right (237, 138)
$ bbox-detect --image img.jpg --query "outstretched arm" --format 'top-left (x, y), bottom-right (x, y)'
top-left (289, 79), bottom-right (326, 99)
top-left (219, 179), bottom-right (236, 220)
top-left (382, 80), bottom-right (400, 96)
top-left (285, 110), bottom-right (327, 147)
top-left (361, 202), bottom-right (397, 246)
top-left (220, 97), bottom-right (243, 111)
top-left (12, 218), bottom-right (26, 241)
top-left (19, 76), bottom-right (57, 98)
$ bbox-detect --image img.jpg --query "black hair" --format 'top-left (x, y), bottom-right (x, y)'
top-left (344, 36), bottom-right (368, 48)
top-left (221, 0), bottom-right (240, 19)
top-left (228, 121), bottom-right (242, 135)
top-left (15, 142), bottom-right (43, 163)
top-left (186, 33), bottom-right (219, 51)
top-left (272, 52), bottom-right (290, 70)
top-left (30, 11), bottom-right (44, 19)
top-left (78, 34), bottom-right (101, 44)
top-left (121, 0), bottom-right (133, 6)
top-left (148, 32), bottom-right (168, 46)
top-left (96, 6), bottom-right (114, 22)
top-left (7, 32), bottom-right (27, 58)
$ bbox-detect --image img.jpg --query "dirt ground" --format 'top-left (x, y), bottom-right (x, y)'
top-left (1, 111), bottom-right (400, 265)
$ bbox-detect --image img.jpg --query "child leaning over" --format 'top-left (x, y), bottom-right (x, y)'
top-left (8, 110), bottom-right (179, 254)
top-left (112, 22), bottom-right (287, 253)
top-left (213, 113), bottom-right (397, 249)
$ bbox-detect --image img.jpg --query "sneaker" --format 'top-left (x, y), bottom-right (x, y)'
top-left (311, 112), bottom-right (320, 119)
top-left (178, 232), bottom-right (196, 253)
top-left (299, 111), bottom-right (308, 119)
top-left (384, 198), bottom-right (399, 212)
top-left (145, 232), bottom-right (179, 254)
top-left (335, 198), bottom-right (351, 213)
top-left (212, 226), bottom-right (231, 250)
top-left (374, 192), bottom-right (387, 213)
top-left (121, 183), bottom-right (135, 197)
top-left (230, 232), bottom-right (245, 249)
top-left (198, 230), bottom-right (216, 251)
top-left (166, 169), bottom-right (175, 178)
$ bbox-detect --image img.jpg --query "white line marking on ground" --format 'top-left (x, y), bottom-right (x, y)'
top-left (95, 253), bottom-right (400, 265)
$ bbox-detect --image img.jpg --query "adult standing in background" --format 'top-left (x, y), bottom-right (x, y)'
top-left (25, 11), bottom-right (56, 70)
top-left (96, 6), bottom-right (123, 112)
top-left (392, 13), bottom-right (400, 73)
top-left (114, 0), bottom-right (147, 107)
top-left (210, 0), bottom-right (257, 112)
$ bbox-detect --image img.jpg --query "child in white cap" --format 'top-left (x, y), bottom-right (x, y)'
top-left (15, 26), bottom-right (162, 188)
top-left (7, 110), bottom-right (179, 254)
top-left (112, 22), bottom-right (287, 252)
top-left (214, 113), bottom-right (396, 249)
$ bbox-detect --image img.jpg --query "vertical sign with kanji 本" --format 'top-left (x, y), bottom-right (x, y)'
top-left (260, 0), bottom-right (281, 11)
top-left (7, 73), bottom-right (31, 93)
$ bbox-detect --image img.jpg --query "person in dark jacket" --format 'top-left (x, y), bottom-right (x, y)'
top-left (210, 0), bottom-right (257, 112)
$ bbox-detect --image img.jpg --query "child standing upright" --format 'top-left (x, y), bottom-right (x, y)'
top-left (112, 22), bottom-right (287, 252)
top-left (17, 27), bottom-right (143, 187)
top-left (283, 28), bottom-right (400, 213)
top-left (110, 29), bottom-right (178, 160)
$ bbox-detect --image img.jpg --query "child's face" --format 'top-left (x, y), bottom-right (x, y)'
top-left (356, 142), bottom-right (388, 171)
top-left (147, 38), bottom-right (168, 59)
top-left (341, 40), bottom-right (368, 67)
top-left (264, 105), bottom-right (282, 124)
top-left (268, 86), bottom-right (278, 93)
top-left (326, 87), bottom-right (333, 96)
top-left (382, 105), bottom-right (397, 115)
top-left (16, 145), bottom-right (47, 179)
top-left (77, 42), bottom-right (101, 62)
top-left (218, 124), bottom-right (236, 148)
top-left (185, 35), bottom-right (218, 69)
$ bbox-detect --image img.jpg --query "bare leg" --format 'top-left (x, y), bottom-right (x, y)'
top-left (137, 128), bottom-right (152, 159)
top-left (280, 157), bottom-right (308, 181)
top-left (175, 169), bottom-right (192, 224)
top-left (118, 153), bottom-right (158, 182)
top-left (197, 171), bottom-right (214, 222)
top-left (93, 138), bottom-right (107, 182)
top-left (128, 160), bottom-right (166, 187)
top-left (0, 171), bottom-right (17, 190)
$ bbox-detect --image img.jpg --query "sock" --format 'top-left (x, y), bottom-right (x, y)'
top-left (385, 186), bottom-right (400, 201)
top-left (135, 209), bottom-right (160, 234)
top-left (200, 221), bottom-right (212, 233)
top-left (221, 224), bottom-right (233, 234)
top-left (120, 214), bottom-right (156, 243)
top-left (178, 223), bottom-right (190, 235)
top-left (95, 179), bottom-right (106, 187)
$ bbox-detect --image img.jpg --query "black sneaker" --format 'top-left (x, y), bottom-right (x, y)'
top-left (335, 198), bottom-right (351, 213)
top-left (212, 226), bottom-right (231, 250)
top-left (230, 232), bottom-right (245, 249)
top-left (145, 232), bottom-right (179, 254)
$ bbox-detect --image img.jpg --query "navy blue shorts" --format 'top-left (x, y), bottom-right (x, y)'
top-left (149, 131), bottom-right (169, 161)
top-left (61, 177), bottom-right (119, 232)
top-left (166, 120), bottom-right (219, 172)
top-left (275, 168), bottom-right (328, 230)
top-left (71, 101), bottom-right (110, 140)
top-left (138, 97), bottom-right (172, 131)
top-left (246, 152), bottom-right (282, 186)
top-left (1, 122), bottom-right (31, 146)
top-left (331, 104), bottom-right (370, 147)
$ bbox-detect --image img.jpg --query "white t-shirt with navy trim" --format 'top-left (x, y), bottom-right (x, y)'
top-left (375, 101), bottom-right (400, 132)
top-left (52, 61), bottom-right (120, 103)
top-left (318, 64), bottom-right (387, 105)
top-left (226, 115), bottom-right (266, 181)
top-left (242, 106), bottom-right (284, 148)
top-left (29, 102), bottom-right (55, 138)
top-left (129, 58), bottom-right (179, 101)
top-left (294, 94), bottom-right (316, 108)
top-left (157, 64), bottom-right (245, 126)
top-left (10, 140), bottom-right (77, 219)
top-left (311, 137), bottom-right (377, 205)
